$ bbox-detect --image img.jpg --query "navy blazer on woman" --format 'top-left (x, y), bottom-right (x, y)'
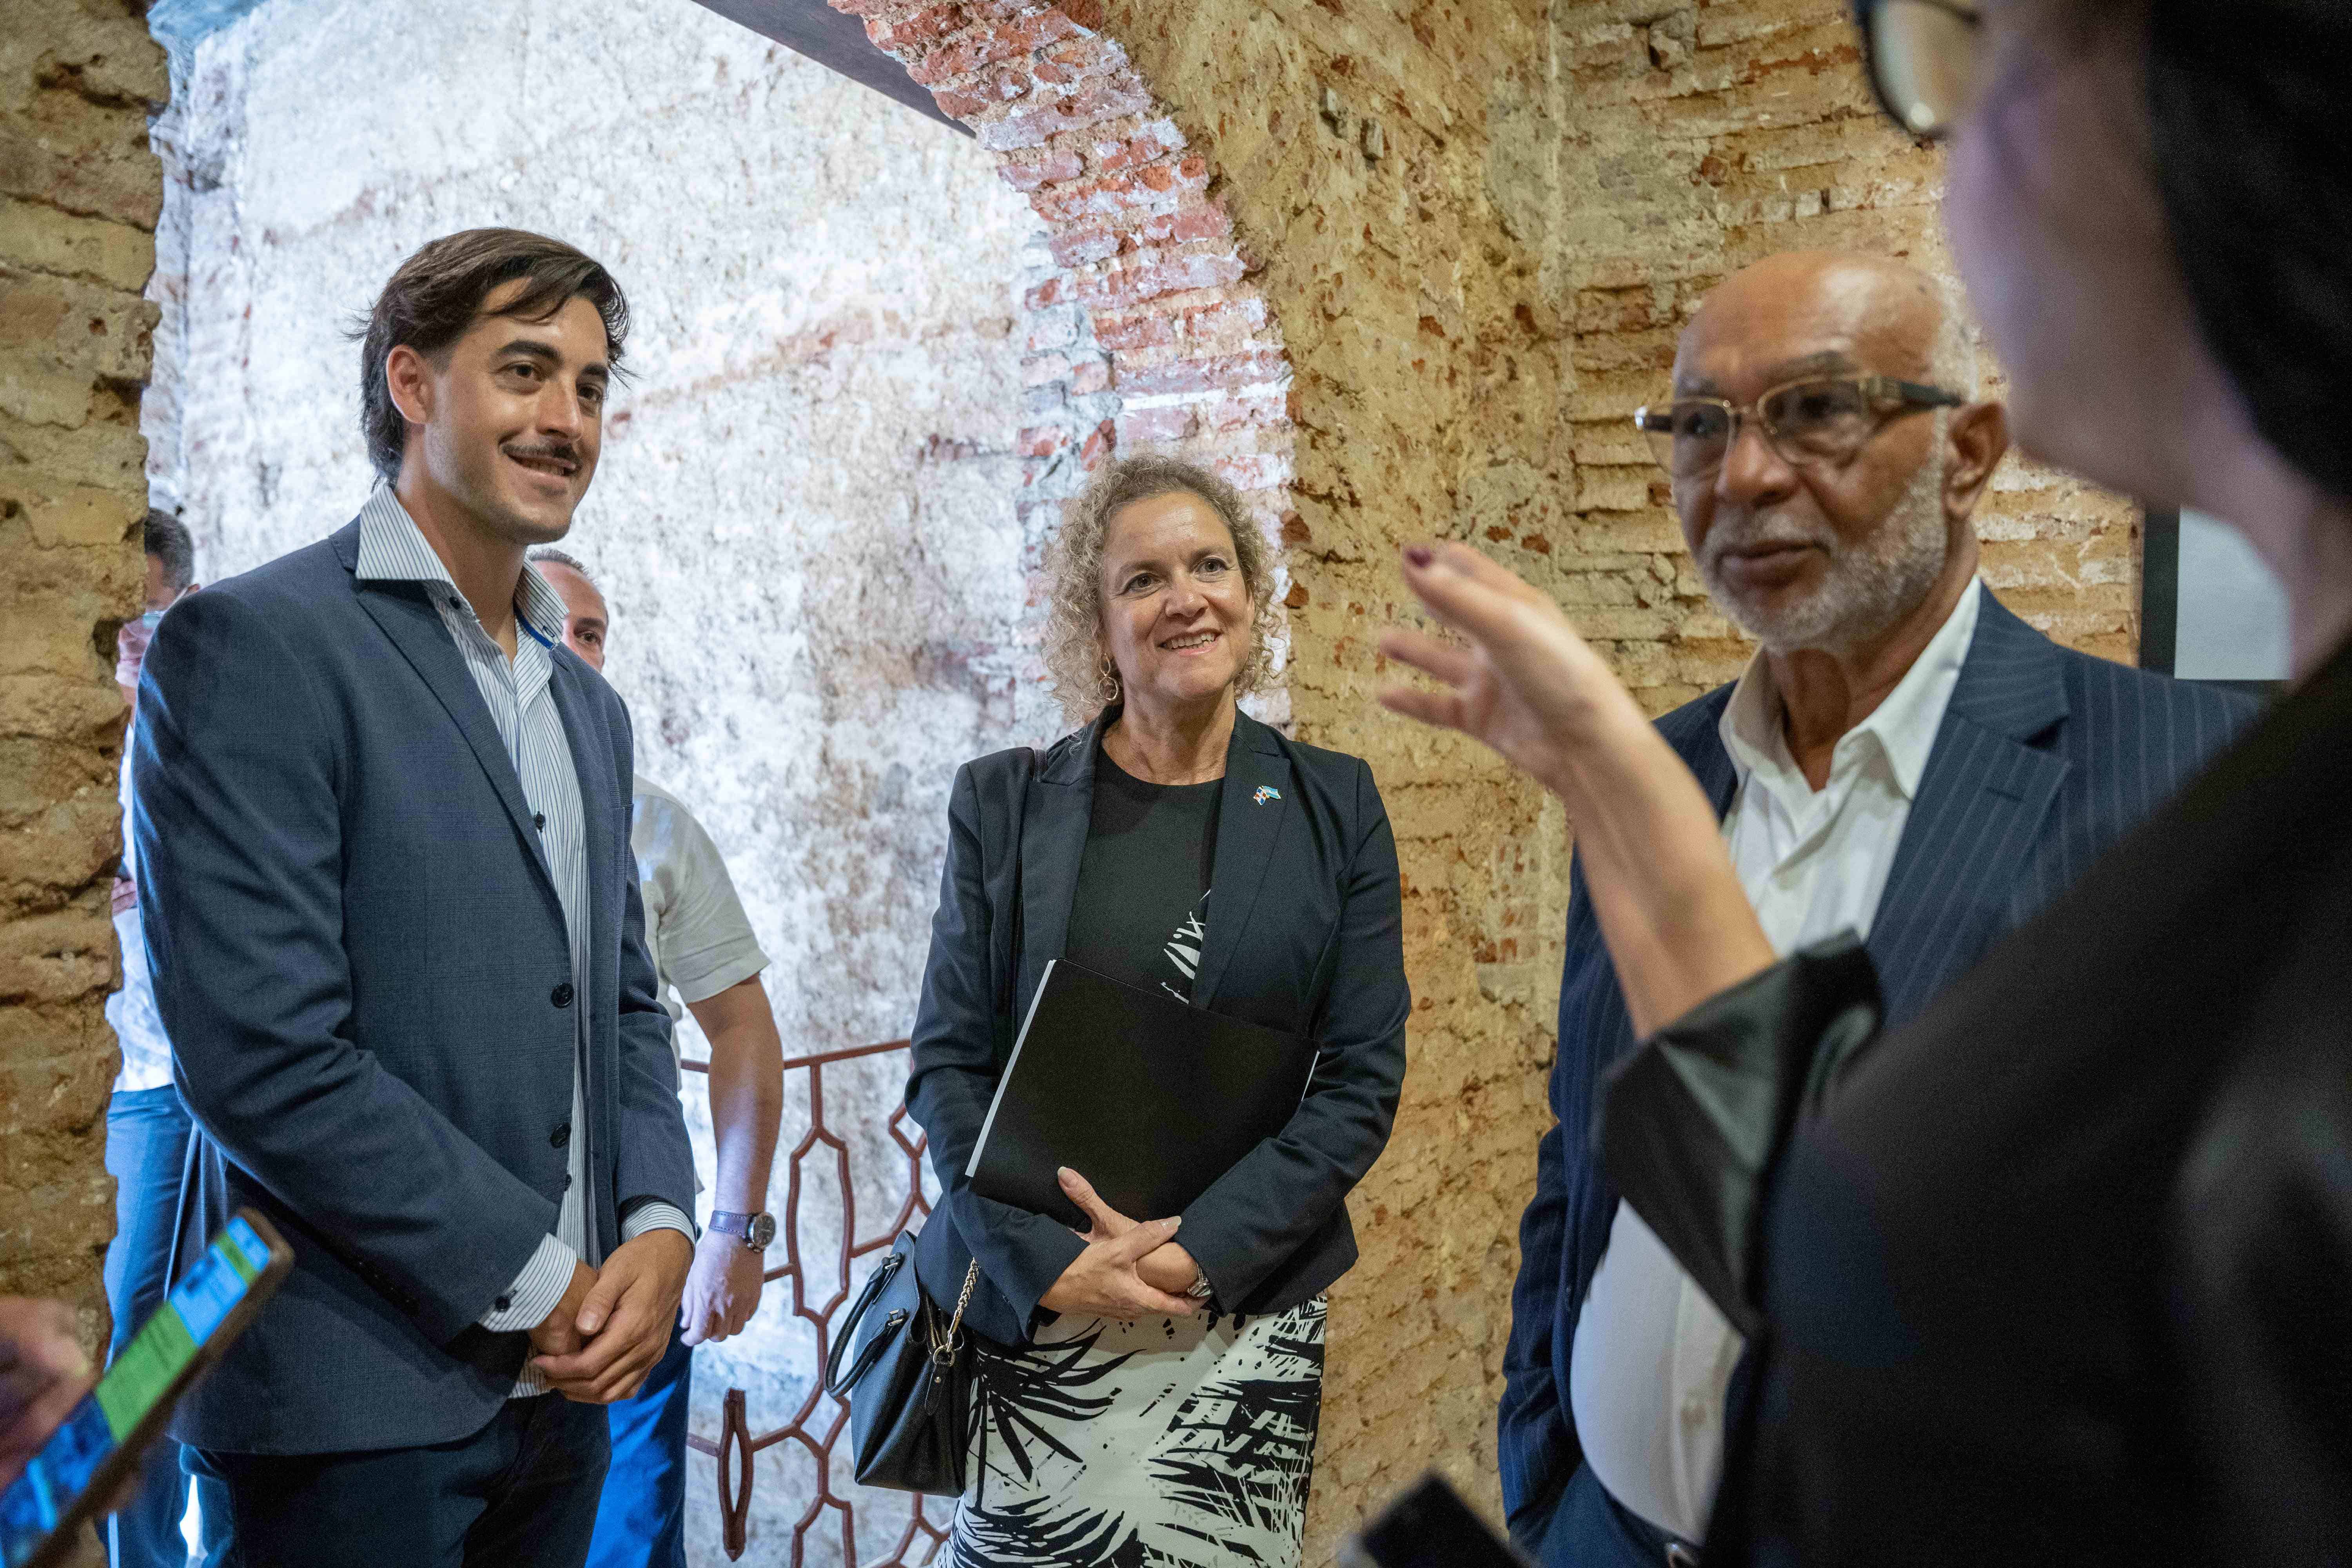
top-left (907, 708), bottom-right (1410, 1347)
top-left (133, 519), bottom-right (697, 1455)
top-left (1495, 591), bottom-right (2254, 1556)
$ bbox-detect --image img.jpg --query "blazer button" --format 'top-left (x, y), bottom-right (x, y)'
top-left (551, 981), bottom-right (575, 1008)
top-left (550, 1123), bottom-right (571, 1149)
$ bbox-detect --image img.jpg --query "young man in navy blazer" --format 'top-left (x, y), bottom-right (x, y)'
top-left (1495, 252), bottom-right (2257, 1567)
top-left (134, 229), bottom-right (697, 1566)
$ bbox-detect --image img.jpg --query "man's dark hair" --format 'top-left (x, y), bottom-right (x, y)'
top-left (144, 509), bottom-right (195, 593)
top-left (2147, 0), bottom-right (2352, 497)
top-left (354, 228), bottom-right (630, 483)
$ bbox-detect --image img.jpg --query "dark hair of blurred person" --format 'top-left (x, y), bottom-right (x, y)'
top-left (1377, 1), bottom-right (2352, 1564)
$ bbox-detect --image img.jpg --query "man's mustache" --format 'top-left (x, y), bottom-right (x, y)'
top-left (501, 440), bottom-right (583, 472)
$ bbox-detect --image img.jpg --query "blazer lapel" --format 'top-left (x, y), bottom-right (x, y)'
top-left (1016, 711), bottom-right (1107, 1014)
top-left (1190, 713), bottom-right (1293, 1010)
top-left (335, 523), bottom-right (558, 898)
top-left (1864, 593), bottom-right (2073, 1029)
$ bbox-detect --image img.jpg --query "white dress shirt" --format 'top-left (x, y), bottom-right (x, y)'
top-left (107, 746), bottom-right (175, 1093)
top-left (1568, 579), bottom-right (1983, 1541)
top-left (353, 487), bottom-right (691, 1396)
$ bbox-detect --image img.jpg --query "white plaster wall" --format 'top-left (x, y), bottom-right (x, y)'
top-left (147, 1), bottom-right (1058, 1558)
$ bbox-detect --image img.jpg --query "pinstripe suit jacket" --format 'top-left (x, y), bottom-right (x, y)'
top-left (1496, 590), bottom-right (2256, 1552)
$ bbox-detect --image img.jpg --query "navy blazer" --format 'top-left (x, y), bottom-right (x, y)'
top-left (905, 708), bottom-right (1410, 1347)
top-left (1495, 591), bottom-right (2256, 1550)
top-left (133, 518), bottom-right (697, 1455)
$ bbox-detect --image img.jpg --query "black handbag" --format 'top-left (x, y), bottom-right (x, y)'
top-left (823, 1231), bottom-right (982, 1496)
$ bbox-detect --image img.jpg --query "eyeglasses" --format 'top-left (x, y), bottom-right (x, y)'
top-left (1854, 0), bottom-right (1984, 140)
top-left (1633, 376), bottom-right (1966, 481)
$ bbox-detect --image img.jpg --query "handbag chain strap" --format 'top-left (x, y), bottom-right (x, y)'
top-left (931, 1259), bottom-right (981, 1366)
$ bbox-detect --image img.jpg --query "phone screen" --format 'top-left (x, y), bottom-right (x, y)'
top-left (0, 1215), bottom-right (274, 1565)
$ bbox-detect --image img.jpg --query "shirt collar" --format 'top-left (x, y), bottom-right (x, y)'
top-left (354, 484), bottom-right (570, 650)
top-left (1719, 577), bottom-right (1984, 804)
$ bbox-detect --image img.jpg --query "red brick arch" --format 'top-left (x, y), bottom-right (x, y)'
top-left (837, 0), bottom-right (1297, 678)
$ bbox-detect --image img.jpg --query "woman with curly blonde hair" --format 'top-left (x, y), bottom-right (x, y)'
top-left (903, 454), bottom-right (1411, 1567)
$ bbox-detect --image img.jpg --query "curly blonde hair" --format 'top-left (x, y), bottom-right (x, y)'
top-left (1042, 455), bottom-right (1276, 728)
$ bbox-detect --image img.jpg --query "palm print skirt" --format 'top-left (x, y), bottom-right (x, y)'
top-left (945, 1297), bottom-right (1327, 1568)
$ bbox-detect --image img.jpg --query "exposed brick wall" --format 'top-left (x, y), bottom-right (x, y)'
top-left (840, 0), bottom-right (1301, 724)
top-left (0, 0), bottom-right (166, 1375)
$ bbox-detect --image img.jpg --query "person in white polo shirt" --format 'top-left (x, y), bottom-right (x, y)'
top-left (528, 548), bottom-right (783, 1568)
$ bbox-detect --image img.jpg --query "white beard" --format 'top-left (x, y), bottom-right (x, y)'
top-left (1698, 454), bottom-right (1952, 655)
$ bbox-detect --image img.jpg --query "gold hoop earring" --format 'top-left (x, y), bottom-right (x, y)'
top-left (1096, 655), bottom-right (1123, 707)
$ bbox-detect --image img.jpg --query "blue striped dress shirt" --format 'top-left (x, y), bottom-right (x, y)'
top-left (354, 486), bottom-right (691, 1397)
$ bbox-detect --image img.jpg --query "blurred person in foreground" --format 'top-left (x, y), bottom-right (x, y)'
top-left (134, 229), bottom-right (695, 1565)
top-left (0, 1300), bottom-right (92, 1493)
top-left (103, 511), bottom-right (201, 1568)
top-left (1382, 0), bottom-right (2352, 1561)
top-left (1495, 249), bottom-right (2252, 1568)
top-left (530, 547), bottom-right (784, 1568)
top-left (908, 455), bottom-right (1410, 1568)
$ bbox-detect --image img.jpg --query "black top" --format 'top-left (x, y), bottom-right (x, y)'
top-left (1603, 629), bottom-right (2352, 1566)
top-left (1065, 748), bottom-right (1222, 1004)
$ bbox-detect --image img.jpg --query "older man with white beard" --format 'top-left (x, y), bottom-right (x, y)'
top-left (1494, 250), bottom-right (2256, 1568)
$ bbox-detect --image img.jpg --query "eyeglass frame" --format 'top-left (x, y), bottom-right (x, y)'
top-left (1632, 374), bottom-right (1968, 482)
top-left (1851, 0), bottom-right (1985, 142)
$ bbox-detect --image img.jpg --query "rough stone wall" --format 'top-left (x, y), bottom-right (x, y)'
top-left (0, 0), bottom-right (166, 1374)
top-left (145, 0), bottom-right (1046, 1557)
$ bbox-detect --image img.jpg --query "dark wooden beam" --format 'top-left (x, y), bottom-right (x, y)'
top-left (686, 0), bottom-right (968, 135)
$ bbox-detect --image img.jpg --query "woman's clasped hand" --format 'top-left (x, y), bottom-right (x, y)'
top-left (1036, 1167), bottom-right (1202, 1321)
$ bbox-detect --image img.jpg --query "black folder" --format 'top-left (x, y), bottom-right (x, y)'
top-left (966, 959), bottom-right (1318, 1230)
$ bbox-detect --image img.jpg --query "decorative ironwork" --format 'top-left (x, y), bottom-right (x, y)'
top-left (679, 1039), bottom-right (951, 1564)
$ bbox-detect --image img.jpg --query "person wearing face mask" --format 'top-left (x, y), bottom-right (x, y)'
top-left (905, 455), bottom-right (1410, 1568)
top-left (1380, 0), bottom-right (2352, 1562)
top-left (1492, 250), bottom-right (2255, 1568)
top-left (101, 510), bottom-right (199, 1568)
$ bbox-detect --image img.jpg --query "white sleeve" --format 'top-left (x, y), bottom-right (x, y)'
top-left (637, 793), bottom-right (768, 1006)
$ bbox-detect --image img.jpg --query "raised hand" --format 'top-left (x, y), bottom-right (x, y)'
top-left (1377, 542), bottom-right (1653, 800)
top-left (1380, 542), bottom-right (1775, 1035)
top-left (1039, 1168), bottom-right (1201, 1322)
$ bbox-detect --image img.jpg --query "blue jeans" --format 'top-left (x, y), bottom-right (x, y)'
top-left (583, 1329), bottom-right (692, 1568)
top-left (103, 1086), bottom-right (194, 1568)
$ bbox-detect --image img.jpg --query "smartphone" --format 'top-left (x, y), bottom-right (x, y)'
top-left (0, 1209), bottom-right (293, 1568)
top-left (1339, 1472), bottom-right (1532, 1568)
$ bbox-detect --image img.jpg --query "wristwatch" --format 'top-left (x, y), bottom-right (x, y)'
top-left (708, 1210), bottom-right (776, 1251)
top-left (1185, 1272), bottom-right (1214, 1301)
